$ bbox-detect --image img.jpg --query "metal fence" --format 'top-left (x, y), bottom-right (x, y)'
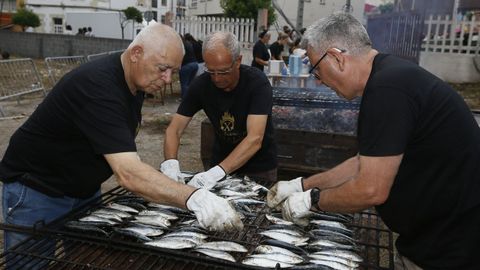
top-left (45, 56), bottom-right (88, 85)
top-left (367, 11), bottom-right (425, 63)
top-left (0, 58), bottom-right (46, 117)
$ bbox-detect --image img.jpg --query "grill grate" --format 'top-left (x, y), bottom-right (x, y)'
top-left (0, 183), bottom-right (394, 270)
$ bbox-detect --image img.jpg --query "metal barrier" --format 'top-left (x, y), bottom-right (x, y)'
top-left (45, 55), bottom-right (88, 86)
top-left (87, 50), bottom-right (124, 62)
top-left (0, 58), bottom-right (46, 117)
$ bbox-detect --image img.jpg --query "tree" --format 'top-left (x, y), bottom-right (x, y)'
top-left (119, 6), bottom-right (143, 40)
top-left (12, 8), bottom-right (40, 31)
top-left (378, 3), bottom-right (394, 14)
top-left (220, 0), bottom-right (276, 27)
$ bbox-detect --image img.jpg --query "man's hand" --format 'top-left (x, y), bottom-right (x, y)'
top-left (160, 159), bottom-right (184, 183)
top-left (187, 165), bottom-right (226, 190)
top-left (282, 190), bottom-right (312, 227)
top-left (186, 189), bottom-right (244, 231)
top-left (267, 177), bottom-right (304, 209)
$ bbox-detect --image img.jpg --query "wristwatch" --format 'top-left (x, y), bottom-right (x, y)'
top-left (310, 188), bottom-right (321, 211)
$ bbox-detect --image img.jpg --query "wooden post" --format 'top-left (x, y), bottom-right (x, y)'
top-left (257, 8), bottom-right (268, 33)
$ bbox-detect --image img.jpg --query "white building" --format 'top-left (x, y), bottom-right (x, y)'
top-left (23, 0), bottom-right (186, 39)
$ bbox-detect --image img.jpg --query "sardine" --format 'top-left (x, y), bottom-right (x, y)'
top-left (309, 259), bottom-right (353, 270)
top-left (132, 215), bottom-right (171, 228)
top-left (260, 239), bottom-right (308, 256)
top-left (161, 231), bottom-right (208, 240)
top-left (307, 239), bottom-right (355, 251)
top-left (79, 215), bottom-right (118, 226)
top-left (255, 245), bottom-right (301, 258)
top-left (161, 235), bottom-right (206, 245)
top-left (242, 257), bottom-right (294, 268)
top-left (231, 198), bottom-right (265, 205)
top-left (265, 214), bottom-right (294, 225)
top-left (308, 254), bottom-right (359, 268)
top-left (144, 237), bottom-right (197, 249)
top-left (106, 202), bottom-right (139, 213)
top-left (312, 250), bottom-right (363, 263)
top-left (310, 220), bottom-right (348, 230)
top-left (147, 202), bottom-right (191, 215)
top-left (248, 253), bottom-right (304, 265)
top-left (138, 210), bottom-right (179, 220)
top-left (259, 231), bottom-right (309, 246)
top-left (64, 221), bottom-right (109, 236)
top-left (89, 212), bottom-right (123, 222)
top-left (197, 241), bottom-right (248, 252)
top-left (93, 208), bottom-right (132, 219)
top-left (194, 248), bottom-right (236, 262)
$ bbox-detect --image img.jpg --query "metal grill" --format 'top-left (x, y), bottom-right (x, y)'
top-left (45, 56), bottom-right (88, 85)
top-left (0, 184), bottom-right (394, 270)
top-left (0, 58), bottom-right (46, 117)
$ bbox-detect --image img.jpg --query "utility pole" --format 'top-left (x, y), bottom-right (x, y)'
top-left (296, 0), bottom-right (304, 31)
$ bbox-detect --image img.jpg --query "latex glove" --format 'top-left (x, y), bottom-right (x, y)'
top-left (186, 189), bottom-right (244, 231)
top-left (267, 177), bottom-right (304, 209)
top-left (187, 165), bottom-right (226, 190)
top-left (282, 190), bottom-right (312, 227)
top-left (160, 159), bottom-right (184, 183)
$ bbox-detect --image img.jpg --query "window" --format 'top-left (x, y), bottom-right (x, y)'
top-left (161, 0), bottom-right (167, 6)
top-left (53, 18), bottom-right (63, 34)
top-left (161, 15), bottom-right (166, 24)
top-left (191, 0), bottom-right (197, 8)
top-left (319, 0), bottom-right (326, 5)
top-left (152, 11), bottom-right (158, 21)
top-left (152, 0), bottom-right (158, 8)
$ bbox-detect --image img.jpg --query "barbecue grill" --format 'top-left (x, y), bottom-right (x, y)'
top-left (0, 181), bottom-right (394, 270)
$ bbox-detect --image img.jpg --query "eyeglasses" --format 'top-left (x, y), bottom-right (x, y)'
top-left (309, 48), bottom-right (346, 80)
top-left (204, 61), bottom-right (236, 76)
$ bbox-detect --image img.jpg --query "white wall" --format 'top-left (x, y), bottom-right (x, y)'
top-left (189, 0), bottom-right (223, 16)
top-left (420, 52), bottom-right (480, 83)
top-left (67, 12), bottom-right (140, 39)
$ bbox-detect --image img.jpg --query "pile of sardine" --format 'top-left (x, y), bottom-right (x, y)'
top-left (64, 175), bottom-right (363, 269)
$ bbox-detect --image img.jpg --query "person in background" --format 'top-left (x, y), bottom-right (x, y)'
top-left (0, 23), bottom-right (243, 260)
top-left (64, 25), bottom-right (73, 35)
top-left (184, 33), bottom-right (204, 76)
top-left (267, 13), bottom-right (480, 270)
top-left (251, 30), bottom-right (270, 71)
top-left (161, 31), bottom-right (278, 190)
top-left (76, 28), bottom-right (84, 36)
top-left (269, 32), bottom-right (289, 60)
top-left (85, 26), bottom-right (94, 37)
top-left (179, 35), bottom-right (199, 99)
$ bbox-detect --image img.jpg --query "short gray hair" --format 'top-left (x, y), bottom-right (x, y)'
top-left (203, 32), bottom-right (240, 62)
top-left (302, 12), bottom-right (372, 56)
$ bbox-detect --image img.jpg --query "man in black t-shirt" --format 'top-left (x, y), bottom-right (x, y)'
top-left (270, 33), bottom-right (289, 60)
top-left (267, 13), bottom-right (480, 270)
top-left (161, 31), bottom-right (277, 190)
top-left (0, 24), bottom-right (243, 254)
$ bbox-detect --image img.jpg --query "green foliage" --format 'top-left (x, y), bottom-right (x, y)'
top-left (12, 8), bottom-right (40, 30)
top-left (123, 6), bottom-right (143, 23)
top-left (378, 3), bottom-right (394, 14)
top-left (220, 0), bottom-right (276, 26)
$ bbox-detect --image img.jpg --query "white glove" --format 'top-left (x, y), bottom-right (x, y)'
top-left (186, 189), bottom-right (244, 231)
top-left (267, 177), bottom-right (304, 209)
top-left (160, 159), bottom-right (184, 183)
top-left (187, 165), bottom-right (226, 190)
top-left (282, 190), bottom-right (312, 227)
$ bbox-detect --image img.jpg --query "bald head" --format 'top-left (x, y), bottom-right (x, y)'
top-left (128, 23), bottom-right (184, 57)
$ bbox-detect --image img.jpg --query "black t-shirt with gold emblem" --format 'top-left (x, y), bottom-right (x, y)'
top-left (0, 53), bottom-right (143, 198)
top-left (178, 65), bottom-right (277, 174)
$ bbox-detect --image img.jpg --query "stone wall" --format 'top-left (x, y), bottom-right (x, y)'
top-left (0, 31), bottom-right (130, 59)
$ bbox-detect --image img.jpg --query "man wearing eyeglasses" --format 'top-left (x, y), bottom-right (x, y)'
top-left (0, 24), bottom-right (244, 260)
top-left (161, 31), bottom-right (278, 190)
top-left (266, 13), bottom-right (480, 270)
